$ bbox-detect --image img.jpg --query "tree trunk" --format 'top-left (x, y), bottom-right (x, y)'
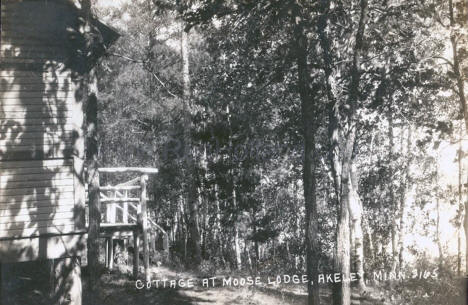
top-left (292, 4), bottom-right (320, 305)
top-left (436, 180), bottom-right (444, 267)
top-left (318, 0), bottom-right (368, 303)
top-left (448, 0), bottom-right (468, 275)
top-left (334, 180), bottom-right (352, 305)
top-left (349, 163), bottom-right (365, 290)
top-left (388, 114), bottom-right (398, 274)
top-left (253, 212), bottom-right (259, 272)
top-left (245, 239), bottom-right (252, 271)
top-left (458, 126), bottom-right (463, 276)
top-left (398, 126), bottom-right (412, 270)
top-left (363, 217), bottom-right (375, 262)
top-left (233, 189), bottom-right (242, 270)
top-left (214, 183), bottom-right (223, 261)
top-left (465, 171), bottom-right (468, 276)
top-left (82, 0), bottom-right (101, 295)
top-left (450, 0), bottom-right (468, 132)
top-left (181, 25), bottom-right (202, 267)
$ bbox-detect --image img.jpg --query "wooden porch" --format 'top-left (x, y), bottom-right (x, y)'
top-left (86, 167), bottom-right (168, 281)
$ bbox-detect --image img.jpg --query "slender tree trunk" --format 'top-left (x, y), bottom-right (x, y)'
top-left (316, 1), bottom-right (348, 300)
top-left (292, 4), bottom-right (320, 305)
top-left (318, 0), bottom-right (368, 303)
top-left (253, 212), bottom-right (259, 272)
top-left (398, 126), bottom-right (412, 270)
top-left (436, 175), bottom-right (444, 267)
top-left (245, 239), bottom-right (252, 271)
top-left (388, 114), bottom-right (398, 274)
top-left (448, 0), bottom-right (468, 275)
top-left (458, 126), bottom-right (463, 276)
top-left (234, 226), bottom-right (242, 270)
top-left (363, 217), bottom-right (374, 262)
top-left (450, 0), bottom-right (468, 132)
top-left (214, 183), bottom-right (223, 261)
top-left (233, 189), bottom-right (242, 270)
top-left (181, 25), bottom-right (202, 267)
top-left (465, 171), bottom-right (468, 275)
top-left (349, 163), bottom-right (365, 290)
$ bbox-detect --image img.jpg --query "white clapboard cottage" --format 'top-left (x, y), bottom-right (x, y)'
top-left (0, 0), bottom-right (118, 304)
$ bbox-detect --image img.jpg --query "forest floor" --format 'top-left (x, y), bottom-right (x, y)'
top-left (83, 265), bottom-right (392, 305)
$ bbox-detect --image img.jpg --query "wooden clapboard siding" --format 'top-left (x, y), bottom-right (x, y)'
top-left (0, 70), bottom-right (72, 78)
top-left (0, 90), bottom-right (73, 99)
top-left (0, 159), bottom-right (72, 169)
top-left (0, 112), bottom-right (73, 120)
top-left (0, 166), bottom-right (74, 182)
top-left (0, 74), bottom-right (71, 82)
top-left (0, 0), bottom-right (119, 263)
top-left (0, 232), bottom-right (87, 263)
top-left (0, 185), bottom-right (74, 197)
top-left (0, 179), bottom-right (74, 190)
top-left (0, 192), bottom-right (75, 205)
top-left (0, 217), bottom-right (75, 231)
top-left (2, 104), bottom-right (73, 112)
top-left (0, 146), bottom-right (75, 162)
top-left (0, 210), bottom-right (75, 223)
top-left (0, 140), bottom-right (74, 149)
top-left (0, 82), bottom-right (72, 91)
top-left (0, 204), bottom-right (75, 218)
top-left (0, 211), bottom-right (75, 225)
top-left (0, 198), bottom-right (76, 211)
top-left (1, 46), bottom-right (66, 55)
top-left (1, 98), bottom-right (75, 105)
top-left (1, 83), bottom-right (72, 92)
top-left (0, 155), bottom-right (82, 239)
top-left (0, 181), bottom-right (73, 194)
top-left (0, 119), bottom-right (71, 128)
top-left (0, 224), bottom-right (77, 239)
top-left (0, 127), bottom-right (75, 139)
top-left (0, 137), bottom-right (74, 147)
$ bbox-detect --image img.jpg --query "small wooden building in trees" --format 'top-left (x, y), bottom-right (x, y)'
top-left (0, 0), bottom-right (118, 304)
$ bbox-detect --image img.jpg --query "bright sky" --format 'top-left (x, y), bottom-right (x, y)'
top-left (97, 0), bottom-right (127, 7)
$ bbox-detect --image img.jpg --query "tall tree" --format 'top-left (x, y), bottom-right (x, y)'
top-left (291, 3), bottom-right (320, 304)
top-left (81, 0), bottom-right (101, 302)
top-left (183, 1), bottom-right (322, 302)
top-left (181, 21), bottom-right (202, 267)
top-left (316, 0), bottom-right (369, 303)
top-left (439, 0), bottom-right (468, 272)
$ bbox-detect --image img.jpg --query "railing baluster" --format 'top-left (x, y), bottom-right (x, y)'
top-left (124, 190), bottom-right (129, 224)
top-left (105, 188), bottom-right (112, 224)
top-left (140, 174), bottom-right (150, 282)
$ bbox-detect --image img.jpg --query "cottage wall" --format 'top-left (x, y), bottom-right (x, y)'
top-left (0, 0), bottom-right (87, 262)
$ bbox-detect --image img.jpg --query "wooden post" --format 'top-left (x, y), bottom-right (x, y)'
top-left (124, 238), bottom-right (128, 266)
top-left (111, 190), bottom-right (116, 223)
top-left (106, 191), bottom-right (116, 224)
top-left (105, 238), bottom-right (109, 268)
top-left (109, 238), bottom-right (114, 270)
top-left (133, 229), bottom-right (140, 279)
top-left (124, 190), bottom-right (129, 224)
top-left (140, 174), bottom-right (150, 282)
top-left (112, 202), bottom-right (116, 223)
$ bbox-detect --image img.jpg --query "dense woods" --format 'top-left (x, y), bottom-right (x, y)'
top-left (84, 0), bottom-right (468, 304)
